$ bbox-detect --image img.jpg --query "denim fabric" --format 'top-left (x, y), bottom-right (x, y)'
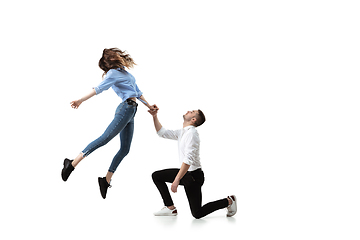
top-left (82, 100), bottom-right (137, 173)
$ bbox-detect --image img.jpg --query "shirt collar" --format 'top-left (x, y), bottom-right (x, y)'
top-left (183, 125), bottom-right (195, 131)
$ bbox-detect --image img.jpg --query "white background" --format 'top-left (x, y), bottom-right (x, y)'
top-left (1, 0), bottom-right (359, 239)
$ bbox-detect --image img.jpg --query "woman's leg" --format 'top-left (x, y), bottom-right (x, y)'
top-left (72, 153), bottom-right (85, 167)
top-left (74, 102), bottom-right (136, 167)
top-left (96, 103), bottom-right (136, 198)
top-left (107, 117), bottom-right (135, 174)
top-left (105, 172), bottom-right (114, 184)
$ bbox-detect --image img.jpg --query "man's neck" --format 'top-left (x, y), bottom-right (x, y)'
top-left (183, 122), bottom-right (194, 128)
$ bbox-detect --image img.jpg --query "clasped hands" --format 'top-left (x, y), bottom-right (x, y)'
top-left (148, 104), bottom-right (159, 116)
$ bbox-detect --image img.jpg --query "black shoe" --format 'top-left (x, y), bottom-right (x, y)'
top-left (98, 177), bottom-right (111, 199)
top-left (61, 158), bottom-right (74, 181)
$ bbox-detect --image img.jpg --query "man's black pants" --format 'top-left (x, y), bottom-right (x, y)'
top-left (152, 168), bottom-right (228, 219)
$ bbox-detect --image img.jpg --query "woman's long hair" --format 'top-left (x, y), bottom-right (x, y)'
top-left (99, 48), bottom-right (136, 76)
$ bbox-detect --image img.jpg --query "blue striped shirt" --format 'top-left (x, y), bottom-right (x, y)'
top-left (93, 68), bottom-right (145, 104)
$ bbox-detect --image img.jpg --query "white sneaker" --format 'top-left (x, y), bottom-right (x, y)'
top-left (226, 195), bottom-right (237, 217)
top-left (153, 207), bottom-right (178, 216)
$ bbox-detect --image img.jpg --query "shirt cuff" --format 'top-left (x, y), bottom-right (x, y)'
top-left (183, 159), bottom-right (192, 166)
top-left (157, 127), bottom-right (166, 136)
top-left (137, 96), bottom-right (147, 105)
top-left (93, 87), bottom-right (101, 95)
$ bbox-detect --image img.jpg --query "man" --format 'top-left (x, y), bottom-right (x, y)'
top-left (149, 108), bottom-right (237, 219)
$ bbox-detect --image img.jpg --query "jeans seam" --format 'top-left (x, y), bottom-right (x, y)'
top-left (81, 102), bottom-right (137, 166)
top-left (84, 105), bottom-right (129, 157)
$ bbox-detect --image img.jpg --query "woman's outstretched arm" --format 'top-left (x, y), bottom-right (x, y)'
top-left (139, 95), bottom-right (159, 111)
top-left (70, 89), bottom-right (97, 109)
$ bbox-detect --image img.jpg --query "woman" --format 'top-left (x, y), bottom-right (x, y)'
top-left (61, 48), bottom-right (158, 199)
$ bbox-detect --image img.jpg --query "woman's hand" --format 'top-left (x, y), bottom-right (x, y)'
top-left (70, 89), bottom-right (96, 109)
top-left (149, 104), bottom-right (159, 112)
top-left (148, 104), bottom-right (159, 116)
top-left (70, 99), bottom-right (83, 109)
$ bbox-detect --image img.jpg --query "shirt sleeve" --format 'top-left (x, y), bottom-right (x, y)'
top-left (135, 83), bottom-right (146, 104)
top-left (157, 127), bottom-right (181, 140)
top-left (183, 132), bottom-right (200, 166)
top-left (93, 70), bottom-right (119, 95)
top-left (135, 83), bottom-right (143, 96)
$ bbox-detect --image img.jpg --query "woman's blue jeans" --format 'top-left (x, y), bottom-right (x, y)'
top-left (81, 100), bottom-right (137, 173)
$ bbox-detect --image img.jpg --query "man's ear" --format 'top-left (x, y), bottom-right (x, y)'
top-left (191, 117), bottom-right (197, 124)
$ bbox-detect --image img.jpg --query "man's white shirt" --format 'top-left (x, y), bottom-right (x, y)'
top-left (157, 126), bottom-right (201, 172)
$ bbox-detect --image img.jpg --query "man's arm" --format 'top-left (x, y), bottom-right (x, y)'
top-left (149, 109), bottom-right (181, 140)
top-left (149, 110), bottom-right (162, 132)
top-left (171, 163), bottom-right (190, 193)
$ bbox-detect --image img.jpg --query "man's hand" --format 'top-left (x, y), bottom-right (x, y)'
top-left (148, 104), bottom-right (159, 116)
top-left (171, 163), bottom-right (190, 193)
top-left (148, 109), bottom-right (158, 116)
top-left (171, 179), bottom-right (180, 193)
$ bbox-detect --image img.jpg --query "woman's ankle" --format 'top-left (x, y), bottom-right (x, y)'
top-left (106, 171), bottom-right (114, 184)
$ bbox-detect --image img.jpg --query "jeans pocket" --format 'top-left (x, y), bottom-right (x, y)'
top-left (126, 104), bottom-right (136, 109)
top-left (115, 102), bottom-right (125, 115)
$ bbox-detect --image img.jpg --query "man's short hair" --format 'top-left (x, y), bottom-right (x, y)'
top-left (194, 109), bottom-right (206, 127)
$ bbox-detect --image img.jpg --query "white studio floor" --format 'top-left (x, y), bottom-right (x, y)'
top-left (1, 161), bottom-right (358, 240)
top-left (4, 174), bottom-right (240, 240)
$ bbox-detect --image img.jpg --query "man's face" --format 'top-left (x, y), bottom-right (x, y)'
top-left (183, 110), bottom-right (198, 121)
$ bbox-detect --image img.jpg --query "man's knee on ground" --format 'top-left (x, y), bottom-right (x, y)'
top-left (192, 210), bottom-right (203, 219)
